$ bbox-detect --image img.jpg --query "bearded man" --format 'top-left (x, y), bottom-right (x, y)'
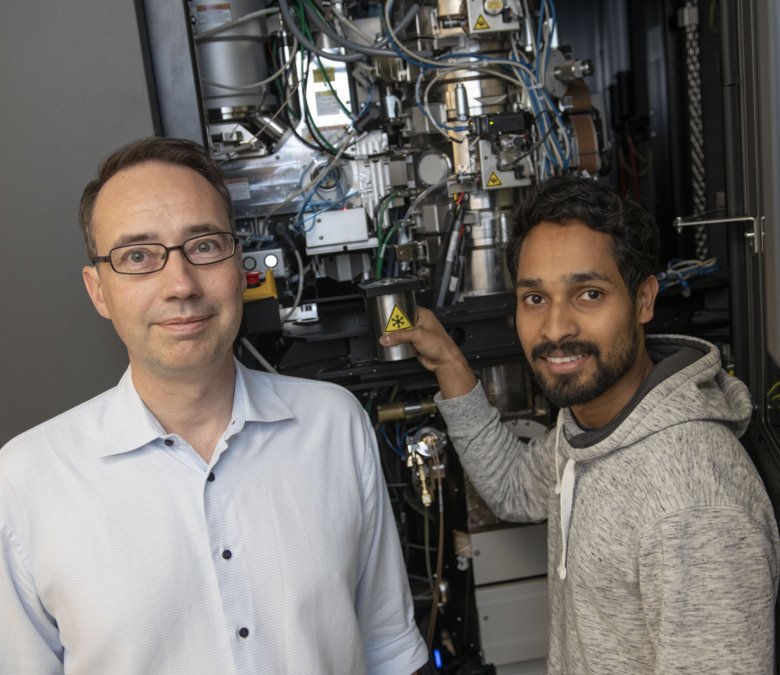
top-left (380, 175), bottom-right (780, 673)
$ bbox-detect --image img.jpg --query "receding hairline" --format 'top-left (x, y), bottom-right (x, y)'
top-left (88, 161), bottom-right (233, 253)
top-left (91, 159), bottom-right (231, 218)
top-left (79, 138), bottom-right (234, 259)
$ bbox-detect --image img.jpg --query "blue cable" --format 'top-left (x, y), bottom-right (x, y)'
top-left (354, 82), bottom-right (376, 121)
top-left (296, 163), bottom-right (344, 227)
top-left (299, 192), bottom-right (358, 232)
top-left (535, 0), bottom-right (547, 78)
top-left (385, 26), bottom-right (433, 70)
top-left (656, 258), bottom-right (720, 296)
top-left (383, 0), bottom-right (438, 70)
top-left (379, 423), bottom-right (405, 457)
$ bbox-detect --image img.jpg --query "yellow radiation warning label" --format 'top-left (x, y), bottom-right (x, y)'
top-left (473, 14), bottom-right (490, 30)
top-left (385, 305), bottom-right (414, 332)
top-left (487, 171), bottom-right (503, 187)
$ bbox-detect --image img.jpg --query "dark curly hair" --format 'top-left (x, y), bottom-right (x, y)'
top-left (505, 175), bottom-right (659, 298)
top-left (79, 137), bottom-right (233, 259)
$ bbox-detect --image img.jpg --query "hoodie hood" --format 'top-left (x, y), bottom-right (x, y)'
top-left (559, 334), bottom-right (753, 463)
top-left (552, 334), bottom-right (753, 579)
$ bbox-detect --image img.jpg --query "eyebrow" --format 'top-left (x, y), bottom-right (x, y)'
top-left (110, 224), bottom-right (217, 249)
top-left (515, 270), bottom-right (615, 289)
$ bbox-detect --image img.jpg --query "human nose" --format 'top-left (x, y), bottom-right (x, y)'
top-left (159, 248), bottom-right (202, 299)
top-left (539, 300), bottom-right (577, 344)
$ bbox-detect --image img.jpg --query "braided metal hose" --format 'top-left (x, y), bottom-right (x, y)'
top-left (681, 1), bottom-right (708, 259)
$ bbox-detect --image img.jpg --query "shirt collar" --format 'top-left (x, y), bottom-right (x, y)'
top-left (233, 359), bottom-right (295, 425)
top-left (98, 367), bottom-right (167, 457)
top-left (97, 361), bottom-right (295, 458)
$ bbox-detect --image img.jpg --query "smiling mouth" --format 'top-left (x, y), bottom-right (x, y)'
top-left (545, 354), bottom-right (585, 364)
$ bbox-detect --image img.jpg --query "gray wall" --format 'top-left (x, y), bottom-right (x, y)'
top-left (0, 3), bottom-right (157, 445)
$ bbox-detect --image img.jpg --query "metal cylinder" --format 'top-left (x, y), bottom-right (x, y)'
top-left (191, 0), bottom-right (271, 114)
top-left (463, 211), bottom-right (513, 296)
top-left (455, 84), bottom-right (469, 121)
top-left (376, 399), bottom-right (438, 423)
top-left (360, 277), bottom-right (422, 362)
top-left (442, 55), bottom-right (508, 120)
top-left (252, 113), bottom-right (287, 144)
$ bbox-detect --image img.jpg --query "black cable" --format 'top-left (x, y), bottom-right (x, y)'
top-left (266, 15), bottom-right (392, 161)
top-left (512, 110), bottom-right (558, 165)
top-left (303, 0), bottom-right (397, 58)
top-left (310, 0), bottom-right (420, 49)
top-left (297, 57), bottom-right (391, 160)
top-left (278, 0), bottom-right (365, 62)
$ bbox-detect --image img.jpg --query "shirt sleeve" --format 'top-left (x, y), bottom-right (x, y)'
top-left (638, 506), bottom-right (778, 673)
top-left (0, 478), bottom-right (65, 673)
top-left (352, 408), bottom-right (428, 675)
top-left (435, 382), bottom-right (552, 522)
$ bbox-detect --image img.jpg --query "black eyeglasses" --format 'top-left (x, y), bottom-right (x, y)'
top-left (91, 231), bottom-right (239, 275)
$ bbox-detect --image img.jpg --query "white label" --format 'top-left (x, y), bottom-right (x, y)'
top-left (314, 90), bottom-right (340, 116)
top-left (195, 3), bottom-right (232, 26)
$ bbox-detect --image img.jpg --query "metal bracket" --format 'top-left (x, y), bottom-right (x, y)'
top-left (673, 215), bottom-right (765, 255)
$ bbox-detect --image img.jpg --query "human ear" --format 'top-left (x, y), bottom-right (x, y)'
top-left (635, 275), bottom-right (659, 325)
top-left (82, 265), bottom-right (112, 320)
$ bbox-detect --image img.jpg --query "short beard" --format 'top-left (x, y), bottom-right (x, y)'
top-left (529, 323), bottom-right (640, 409)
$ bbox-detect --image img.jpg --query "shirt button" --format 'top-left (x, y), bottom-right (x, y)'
top-left (164, 439), bottom-right (174, 446)
top-left (207, 472), bottom-right (215, 482)
top-left (238, 627), bottom-right (249, 638)
top-left (222, 549), bottom-right (232, 560)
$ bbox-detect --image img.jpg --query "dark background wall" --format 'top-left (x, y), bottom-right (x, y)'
top-left (0, 2), bottom-right (156, 444)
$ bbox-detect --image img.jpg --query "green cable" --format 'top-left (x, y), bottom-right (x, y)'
top-left (269, 36), bottom-right (299, 124)
top-left (295, 0), bottom-right (360, 154)
top-left (303, 80), bottom-right (338, 152)
top-left (374, 191), bottom-right (401, 278)
top-left (296, 42), bottom-right (336, 152)
top-left (313, 54), bottom-right (354, 119)
top-left (303, 0), bottom-right (355, 118)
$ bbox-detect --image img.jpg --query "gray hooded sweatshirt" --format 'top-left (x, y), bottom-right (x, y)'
top-left (436, 334), bottom-right (780, 673)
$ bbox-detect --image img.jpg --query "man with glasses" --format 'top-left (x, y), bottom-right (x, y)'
top-left (0, 137), bottom-right (427, 674)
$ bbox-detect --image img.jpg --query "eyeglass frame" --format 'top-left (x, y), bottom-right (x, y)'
top-left (90, 231), bottom-right (240, 275)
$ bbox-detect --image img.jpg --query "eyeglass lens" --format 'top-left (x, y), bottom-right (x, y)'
top-left (110, 232), bottom-right (235, 274)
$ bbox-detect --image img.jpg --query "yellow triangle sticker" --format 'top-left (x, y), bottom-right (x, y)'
top-left (385, 305), bottom-right (414, 332)
top-left (474, 14), bottom-right (490, 30)
top-left (487, 171), bottom-right (502, 187)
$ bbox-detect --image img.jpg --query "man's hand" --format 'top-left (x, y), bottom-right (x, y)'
top-left (379, 307), bottom-right (477, 399)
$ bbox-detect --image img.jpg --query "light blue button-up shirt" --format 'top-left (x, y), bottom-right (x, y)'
top-left (0, 361), bottom-right (427, 674)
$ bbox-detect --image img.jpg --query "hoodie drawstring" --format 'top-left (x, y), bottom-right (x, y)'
top-left (557, 458), bottom-right (576, 579)
top-left (554, 411), bottom-right (576, 580)
top-left (554, 412), bottom-right (564, 495)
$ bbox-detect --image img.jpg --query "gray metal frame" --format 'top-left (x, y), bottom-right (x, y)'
top-left (140, 0), bottom-right (206, 143)
top-left (724, 0), bottom-right (780, 530)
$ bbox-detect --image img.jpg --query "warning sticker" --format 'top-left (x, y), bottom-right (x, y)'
top-left (385, 305), bottom-right (414, 332)
top-left (473, 14), bottom-right (490, 30)
top-left (486, 171), bottom-right (503, 187)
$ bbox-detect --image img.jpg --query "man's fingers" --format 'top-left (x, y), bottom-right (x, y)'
top-left (380, 328), bottom-right (415, 346)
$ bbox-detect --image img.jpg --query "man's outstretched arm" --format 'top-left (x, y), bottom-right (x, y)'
top-left (379, 307), bottom-right (477, 399)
